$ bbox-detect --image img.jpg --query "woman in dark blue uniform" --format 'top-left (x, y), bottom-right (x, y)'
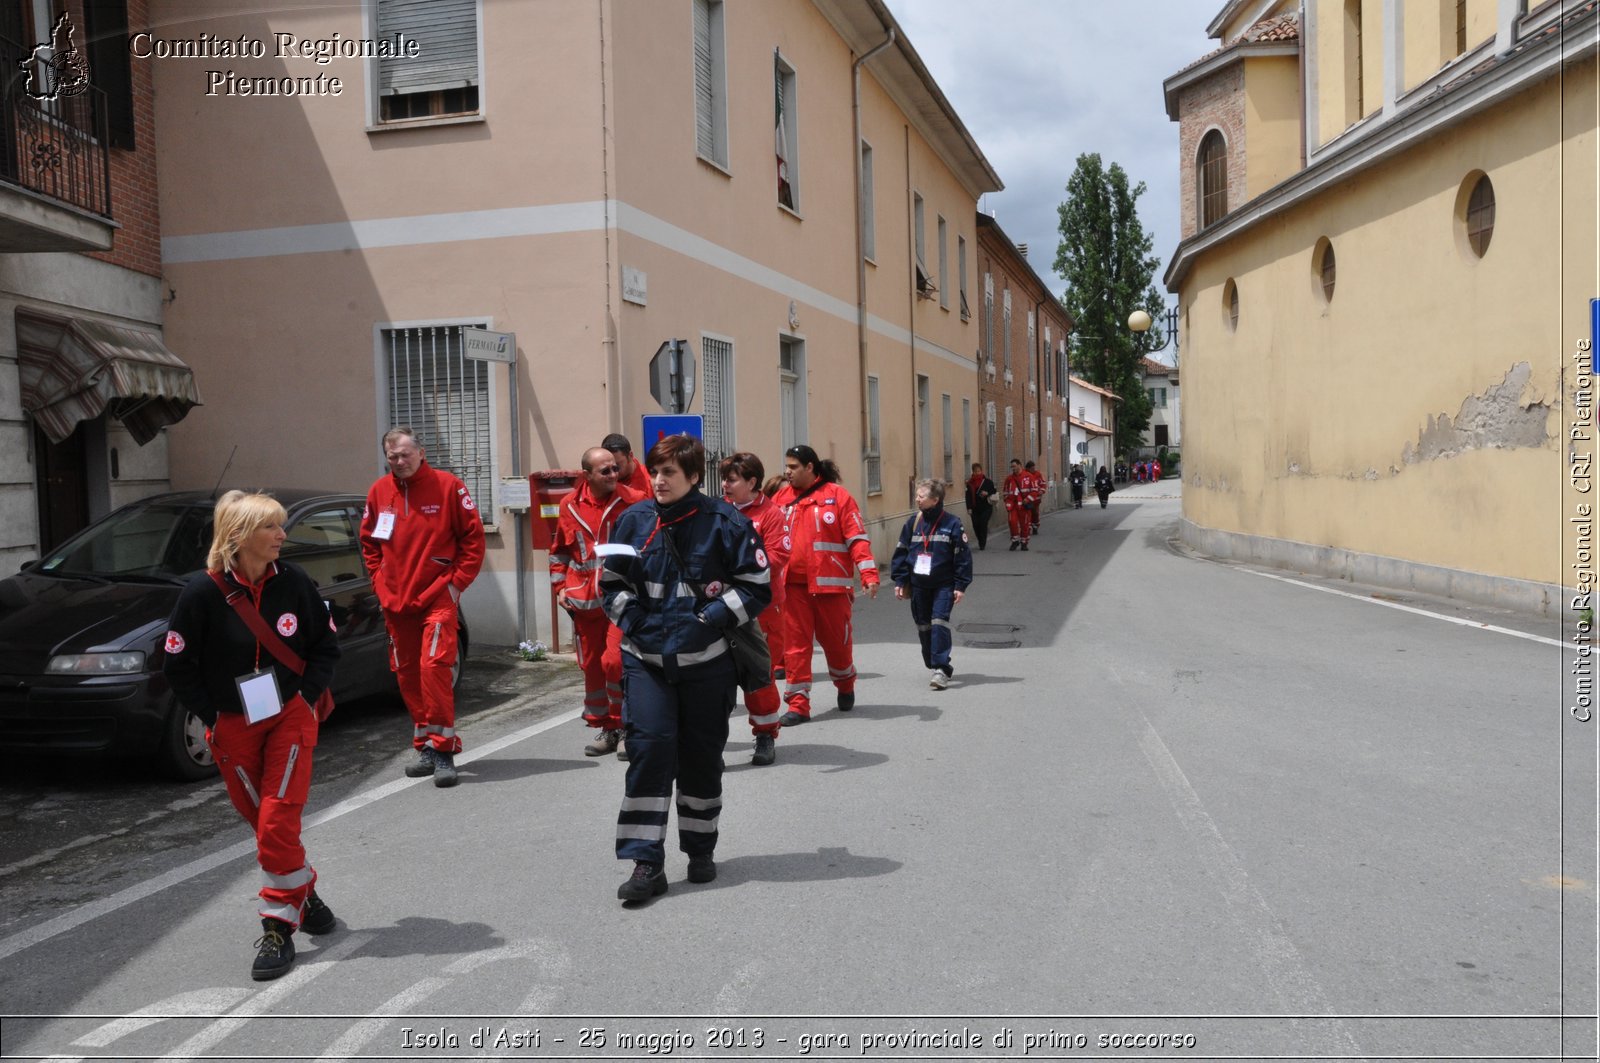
top-left (890, 479), bottom-right (973, 690)
top-left (599, 435), bottom-right (771, 902)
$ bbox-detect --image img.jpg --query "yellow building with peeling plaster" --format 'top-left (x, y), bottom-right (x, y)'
top-left (1163, 0), bottom-right (1597, 616)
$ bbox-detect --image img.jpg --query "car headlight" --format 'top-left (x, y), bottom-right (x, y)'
top-left (46, 652), bottom-right (147, 675)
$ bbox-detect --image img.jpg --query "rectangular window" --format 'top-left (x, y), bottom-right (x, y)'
top-left (1043, 326), bottom-right (1052, 391)
top-left (916, 374), bottom-right (931, 478)
top-left (985, 401), bottom-right (997, 473)
top-left (983, 273), bottom-right (995, 359)
top-left (84, 0), bottom-right (135, 148)
top-left (775, 52), bottom-right (798, 211)
top-left (937, 215), bottom-right (949, 310)
top-left (1027, 311), bottom-right (1036, 383)
top-left (693, 0), bottom-right (728, 167)
top-left (913, 193), bottom-right (931, 297)
top-left (1028, 412), bottom-right (1037, 465)
top-left (701, 334), bottom-right (734, 471)
top-left (1002, 289), bottom-right (1012, 372)
top-left (866, 374), bottom-right (882, 494)
top-left (1057, 341), bottom-right (1068, 393)
top-left (962, 398), bottom-right (971, 474)
top-left (375, 0), bottom-right (481, 124)
top-left (958, 237), bottom-right (969, 320)
top-left (860, 140), bottom-right (875, 260)
top-left (941, 393), bottom-right (953, 484)
top-left (381, 324), bottom-right (494, 509)
top-left (779, 336), bottom-right (806, 455)
top-left (1004, 406), bottom-right (1014, 466)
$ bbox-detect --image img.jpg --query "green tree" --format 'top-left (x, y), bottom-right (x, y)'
top-left (1054, 153), bottom-right (1165, 457)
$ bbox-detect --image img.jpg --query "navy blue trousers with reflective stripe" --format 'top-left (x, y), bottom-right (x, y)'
top-left (616, 653), bottom-right (736, 865)
top-left (909, 584), bottom-right (956, 670)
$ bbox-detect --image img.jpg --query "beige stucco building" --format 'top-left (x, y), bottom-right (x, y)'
top-left (148, 0), bottom-right (1000, 644)
top-left (1163, 0), bottom-right (1597, 615)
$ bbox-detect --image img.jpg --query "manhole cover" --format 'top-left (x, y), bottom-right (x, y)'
top-left (963, 638), bottom-right (1022, 649)
top-left (958, 622), bottom-right (1023, 634)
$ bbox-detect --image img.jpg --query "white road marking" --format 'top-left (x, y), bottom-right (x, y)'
top-left (0, 709), bottom-right (582, 962)
top-left (69, 987), bottom-right (252, 1047)
top-left (1232, 565), bottom-right (1569, 651)
top-left (1110, 658), bottom-right (1369, 1060)
top-left (162, 931), bottom-right (372, 1063)
top-left (314, 975), bottom-right (449, 1063)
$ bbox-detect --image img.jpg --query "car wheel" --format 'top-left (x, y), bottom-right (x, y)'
top-left (453, 626), bottom-right (469, 690)
top-left (161, 702), bottom-right (215, 782)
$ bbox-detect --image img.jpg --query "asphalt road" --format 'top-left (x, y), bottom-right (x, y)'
top-left (0, 488), bottom-right (1593, 1062)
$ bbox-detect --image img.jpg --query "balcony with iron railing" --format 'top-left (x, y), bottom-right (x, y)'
top-left (0, 33), bottom-right (114, 253)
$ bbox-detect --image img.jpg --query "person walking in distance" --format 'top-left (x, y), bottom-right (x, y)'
top-left (600, 435), bottom-right (771, 901)
top-left (890, 480), bottom-right (973, 690)
top-left (1068, 463), bottom-right (1086, 509)
top-left (719, 452), bottom-right (790, 765)
top-left (1003, 459), bottom-right (1032, 551)
top-left (963, 462), bottom-right (998, 550)
top-left (1024, 461), bottom-right (1044, 534)
top-left (360, 427), bottom-right (485, 787)
top-left (163, 491), bottom-right (341, 980)
top-left (771, 445), bottom-right (879, 722)
top-left (552, 446), bottom-right (645, 759)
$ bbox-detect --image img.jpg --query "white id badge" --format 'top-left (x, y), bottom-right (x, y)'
top-left (373, 512), bottom-right (396, 541)
top-left (236, 668), bottom-right (283, 724)
top-left (913, 553), bottom-right (933, 576)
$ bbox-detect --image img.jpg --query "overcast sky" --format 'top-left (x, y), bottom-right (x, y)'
top-left (887, 0), bottom-right (1220, 304)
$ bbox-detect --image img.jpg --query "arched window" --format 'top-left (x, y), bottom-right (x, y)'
top-left (1198, 130), bottom-right (1227, 228)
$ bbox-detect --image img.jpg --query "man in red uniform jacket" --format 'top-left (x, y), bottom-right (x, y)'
top-left (1023, 460), bottom-right (1045, 534)
top-left (1003, 458), bottom-right (1032, 551)
top-left (603, 432), bottom-right (652, 498)
top-left (361, 427), bottom-right (486, 787)
top-left (772, 445), bottom-right (878, 722)
top-left (719, 451), bottom-right (791, 765)
top-left (551, 445), bottom-right (644, 758)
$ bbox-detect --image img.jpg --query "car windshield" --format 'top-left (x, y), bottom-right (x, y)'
top-left (38, 502), bottom-right (212, 581)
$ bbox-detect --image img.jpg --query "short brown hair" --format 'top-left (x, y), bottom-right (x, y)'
top-left (719, 451), bottom-right (765, 486)
top-left (645, 434), bottom-right (704, 484)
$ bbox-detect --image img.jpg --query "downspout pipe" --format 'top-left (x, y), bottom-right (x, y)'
top-left (853, 27), bottom-right (895, 483)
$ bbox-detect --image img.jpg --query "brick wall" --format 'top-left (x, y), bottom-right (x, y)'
top-left (1176, 63), bottom-right (1246, 240)
top-left (82, 0), bottom-right (161, 278)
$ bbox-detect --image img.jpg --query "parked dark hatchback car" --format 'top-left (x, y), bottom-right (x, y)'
top-left (0, 489), bottom-right (467, 781)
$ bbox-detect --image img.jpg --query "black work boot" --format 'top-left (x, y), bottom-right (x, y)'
top-left (432, 751), bottom-right (459, 788)
top-left (837, 691), bottom-right (855, 713)
top-left (687, 853), bottom-right (717, 883)
top-left (403, 746), bottom-right (437, 778)
top-left (251, 918), bottom-right (295, 981)
top-left (617, 862), bottom-right (668, 902)
top-left (751, 734), bottom-right (775, 766)
top-left (300, 890), bottom-right (336, 935)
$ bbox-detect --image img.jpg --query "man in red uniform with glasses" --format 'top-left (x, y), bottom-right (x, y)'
top-left (361, 427), bottom-right (485, 787)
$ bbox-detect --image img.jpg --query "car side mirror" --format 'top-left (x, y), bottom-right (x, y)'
top-left (18, 558), bottom-right (38, 573)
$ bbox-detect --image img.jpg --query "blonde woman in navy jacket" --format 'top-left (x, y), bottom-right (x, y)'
top-left (599, 435), bottom-right (771, 902)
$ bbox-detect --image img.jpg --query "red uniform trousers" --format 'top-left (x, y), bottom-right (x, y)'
top-left (386, 592), bottom-right (463, 754)
top-left (781, 586), bottom-right (856, 720)
top-left (208, 699), bottom-right (319, 928)
top-left (741, 601), bottom-right (784, 736)
top-left (1007, 506), bottom-right (1031, 545)
top-left (572, 609), bottom-right (623, 731)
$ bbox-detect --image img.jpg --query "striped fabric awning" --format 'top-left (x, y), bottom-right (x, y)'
top-left (17, 309), bottom-right (201, 446)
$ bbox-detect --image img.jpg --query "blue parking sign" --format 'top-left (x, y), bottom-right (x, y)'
top-left (641, 415), bottom-right (703, 449)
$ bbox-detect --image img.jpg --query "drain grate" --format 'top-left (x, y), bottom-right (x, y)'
top-left (962, 638), bottom-right (1022, 649)
top-left (958, 622), bottom-right (1023, 635)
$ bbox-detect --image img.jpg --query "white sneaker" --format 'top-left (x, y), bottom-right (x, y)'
top-left (930, 670), bottom-right (949, 690)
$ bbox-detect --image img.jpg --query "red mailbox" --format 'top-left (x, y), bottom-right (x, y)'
top-left (528, 470), bottom-right (582, 551)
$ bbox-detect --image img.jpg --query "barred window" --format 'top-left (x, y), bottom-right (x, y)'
top-left (701, 335), bottom-right (734, 484)
top-left (1466, 175), bottom-right (1495, 257)
top-left (381, 325), bottom-right (494, 510)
